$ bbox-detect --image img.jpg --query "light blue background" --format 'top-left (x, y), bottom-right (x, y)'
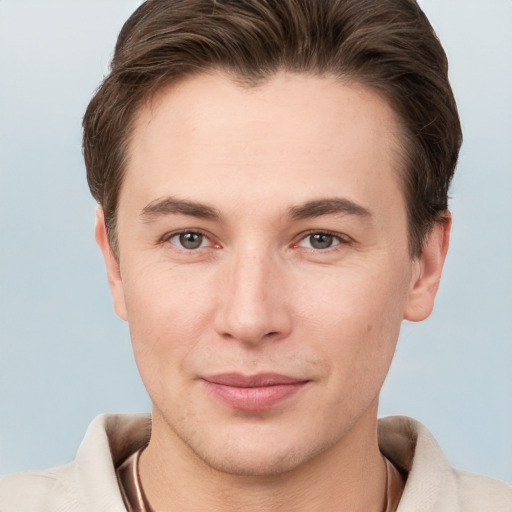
top-left (1, 0), bottom-right (511, 483)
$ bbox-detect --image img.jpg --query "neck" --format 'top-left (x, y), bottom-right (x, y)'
top-left (139, 403), bottom-right (387, 512)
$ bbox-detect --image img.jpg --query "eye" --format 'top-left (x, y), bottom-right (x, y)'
top-left (168, 231), bottom-right (209, 250)
top-left (297, 232), bottom-right (344, 250)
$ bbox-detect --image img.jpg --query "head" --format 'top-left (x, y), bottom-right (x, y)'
top-left (86, 0), bottom-right (459, 478)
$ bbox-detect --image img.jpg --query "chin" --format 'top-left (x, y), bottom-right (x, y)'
top-left (192, 441), bottom-right (310, 477)
top-left (179, 416), bottom-right (344, 478)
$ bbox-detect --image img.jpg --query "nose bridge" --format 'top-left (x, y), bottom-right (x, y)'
top-left (215, 243), bottom-right (290, 345)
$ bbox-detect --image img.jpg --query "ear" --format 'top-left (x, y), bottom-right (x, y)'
top-left (94, 207), bottom-right (128, 321)
top-left (403, 213), bottom-right (451, 322)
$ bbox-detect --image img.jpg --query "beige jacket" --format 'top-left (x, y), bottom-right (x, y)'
top-left (1, 414), bottom-right (511, 511)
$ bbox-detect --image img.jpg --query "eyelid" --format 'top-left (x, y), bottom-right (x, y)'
top-left (294, 229), bottom-right (352, 249)
top-left (160, 228), bottom-right (219, 249)
top-left (158, 228), bottom-right (351, 251)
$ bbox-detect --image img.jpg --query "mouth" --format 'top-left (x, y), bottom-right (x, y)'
top-left (202, 373), bottom-right (309, 411)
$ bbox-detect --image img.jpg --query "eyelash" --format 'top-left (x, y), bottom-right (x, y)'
top-left (160, 229), bottom-right (351, 252)
top-left (160, 229), bottom-right (217, 251)
top-left (294, 230), bottom-right (351, 251)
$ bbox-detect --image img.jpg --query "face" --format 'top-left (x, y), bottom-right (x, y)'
top-left (97, 72), bottom-right (448, 476)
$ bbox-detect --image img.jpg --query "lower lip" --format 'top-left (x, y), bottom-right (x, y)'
top-left (203, 381), bottom-right (307, 411)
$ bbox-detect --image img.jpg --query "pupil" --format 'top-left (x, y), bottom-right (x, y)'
top-left (180, 233), bottom-right (202, 249)
top-left (311, 233), bottom-right (333, 249)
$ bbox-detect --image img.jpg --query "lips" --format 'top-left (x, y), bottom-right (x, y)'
top-left (202, 373), bottom-right (309, 411)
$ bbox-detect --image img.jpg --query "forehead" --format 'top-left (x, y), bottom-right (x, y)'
top-left (122, 71), bottom-right (405, 219)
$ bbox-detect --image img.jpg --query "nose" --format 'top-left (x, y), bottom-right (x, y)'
top-left (214, 248), bottom-right (292, 346)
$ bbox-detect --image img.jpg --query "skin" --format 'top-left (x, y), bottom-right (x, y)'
top-left (96, 72), bottom-right (450, 511)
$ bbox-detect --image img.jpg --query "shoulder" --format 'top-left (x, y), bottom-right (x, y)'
top-left (378, 415), bottom-right (512, 511)
top-left (0, 413), bottom-right (151, 512)
top-left (0, 463), bottom-right (84, 511)
top-left (452, 469), bottom-right (512, 511)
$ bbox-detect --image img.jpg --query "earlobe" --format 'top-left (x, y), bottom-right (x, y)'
top-left (403, 214), bottom-right (451, 322)
top-left (94, 207), bottom-right (128, 321)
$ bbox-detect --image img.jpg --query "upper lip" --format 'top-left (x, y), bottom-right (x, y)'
top-left (202, 373), bottom-right (308, 387)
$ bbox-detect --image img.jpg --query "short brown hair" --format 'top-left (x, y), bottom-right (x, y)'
top-left (83, 0), bottom-right (462, 257)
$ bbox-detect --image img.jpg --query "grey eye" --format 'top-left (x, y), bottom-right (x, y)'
top-left (178, 232), bottom-right (204, 249)
top-left (309, 233), bottom-right (335, 249)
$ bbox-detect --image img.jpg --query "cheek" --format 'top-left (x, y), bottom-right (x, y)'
top-left (297, 259), bottom-right (409, 333)
top-left (121, 268), bottom-right (216, 382)
top-left (296, 261), bottom-right (410, 380)
top-left (123, 261), bottom-right (214, 331)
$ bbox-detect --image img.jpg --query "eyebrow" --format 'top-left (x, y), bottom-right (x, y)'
top-left (287, 198), bottom-right (372, 220)
top-left (141, 197), bottom-right (222, 222)
top-left (140, 196), bottom-right (371, 223)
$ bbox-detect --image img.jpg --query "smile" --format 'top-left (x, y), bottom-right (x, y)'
top-left (202, 373), bottom-right (309, 411)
